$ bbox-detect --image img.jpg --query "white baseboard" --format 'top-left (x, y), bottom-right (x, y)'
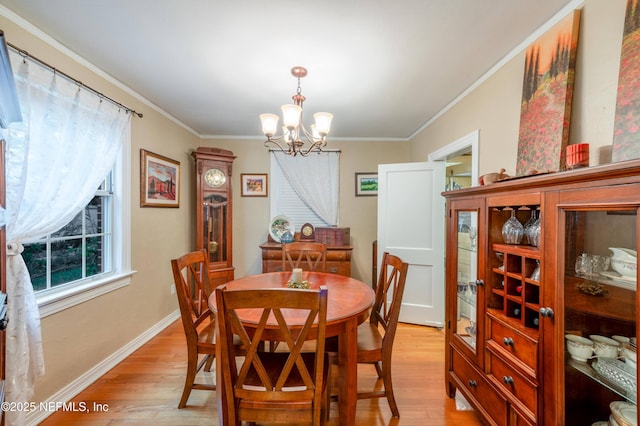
top-left (26, 310), bottom-right (180, 426)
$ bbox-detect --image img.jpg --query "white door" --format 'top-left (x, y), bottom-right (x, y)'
top-left (377, 161), bottom-right (445, 327)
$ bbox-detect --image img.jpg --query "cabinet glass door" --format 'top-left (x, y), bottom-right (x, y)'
top-left (563, 207), bottom-right (637, 425)
top-left (455, 210), bottom-right (479, 350)
top-left (203, 193), bottom-right (228, 264)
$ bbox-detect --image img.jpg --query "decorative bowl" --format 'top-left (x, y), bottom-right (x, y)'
top-left (610, 401), bottom-right (637, 426)
top-left (565, 334), bottom-right (594, 362)
top-left (479, 168), bottom-right (510, 186)
top-left (621, 343), bottom-right (637, 370)
top-left (590, 335), bottom-right (620, 359)
top-left (613, 335), bottom-right (631, 345)
top-left (611, 259), bottom-right (637, 279)
top-left (609, 247), bottom-right (637, 279)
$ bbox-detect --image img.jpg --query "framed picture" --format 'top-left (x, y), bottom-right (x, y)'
top-left (241, 173), bottom-right (268, 197)
top-left (140, 149), bottom-right (180, 207)
top-left (613, 0), bottom-right (640, 161)
top-left (515, 10), bottom-right (580, 176)
top-left (355, 172), bottom-right (378, 196)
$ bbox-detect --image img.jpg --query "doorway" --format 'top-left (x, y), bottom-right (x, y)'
top-left (428, 129), bottom-right (479, 188)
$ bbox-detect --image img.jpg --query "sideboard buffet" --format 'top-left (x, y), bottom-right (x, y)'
top-left (443, 159), bottom-right (640, 425)
top-left (259, 239), bottom-right (352, 276)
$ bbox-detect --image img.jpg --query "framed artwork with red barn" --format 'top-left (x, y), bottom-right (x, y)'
top-left (140, 149), bottom-right (180, 207)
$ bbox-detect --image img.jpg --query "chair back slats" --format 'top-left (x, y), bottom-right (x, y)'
top-left (371, 252), bottom-right (409, 344)
top-left (171, 250), bottom-right (214, 337)
top-left (216, 286), bottom-right (329, 424)
top-left (282, 242), bottom-right (328, 272)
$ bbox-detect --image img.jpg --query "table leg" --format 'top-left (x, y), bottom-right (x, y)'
top-left (338, 318), bottom-right (358, 426)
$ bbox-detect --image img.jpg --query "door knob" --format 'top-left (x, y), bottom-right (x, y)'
top-left (539, 307), bottom-right (555, 318)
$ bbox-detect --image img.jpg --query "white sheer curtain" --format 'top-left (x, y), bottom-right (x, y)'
top-left (272, 151), bottom-right (340, 226)
top-left (0, 50), bottom-right (131, 424)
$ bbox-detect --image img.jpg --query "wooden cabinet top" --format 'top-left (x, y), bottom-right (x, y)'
top-left (442, 158), bottom-right (640, 199)
top-left (260, 241), bottom-right (352, 250)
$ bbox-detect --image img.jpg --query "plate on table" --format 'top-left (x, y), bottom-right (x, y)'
top-left (269, 215), bottom-right (295, 243)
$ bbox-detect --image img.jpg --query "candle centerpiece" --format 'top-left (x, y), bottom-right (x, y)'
top-left (287, 268), bottom-right (311, 289)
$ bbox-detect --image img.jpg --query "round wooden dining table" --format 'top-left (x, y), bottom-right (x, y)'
top-left (209, 271), bottom-right (375, 426)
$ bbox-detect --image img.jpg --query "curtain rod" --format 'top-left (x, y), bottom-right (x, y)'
top-left (268, 149), bottom-right (341, 153)
top-left (6, 41), bottom-right (143, 118)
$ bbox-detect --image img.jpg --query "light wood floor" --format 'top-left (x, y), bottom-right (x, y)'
top-left (40, 320), bottom-right (483, 425)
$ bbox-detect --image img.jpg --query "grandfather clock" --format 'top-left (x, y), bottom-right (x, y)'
top-left (192, 147), bottom-right (236, 286)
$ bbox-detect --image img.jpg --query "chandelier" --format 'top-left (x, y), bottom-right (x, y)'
top-left (260, 66), bottom-right (333, 156)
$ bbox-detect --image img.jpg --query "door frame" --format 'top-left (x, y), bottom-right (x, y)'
top-left (428, 129), bottom-right (479, 186)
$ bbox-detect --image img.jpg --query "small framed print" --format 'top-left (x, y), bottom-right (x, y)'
top-left (241, 173), bottom-right (268, 197)
top-left (355, 172), bottom-right (378, 196)
top-left (140, 149), bottom-right (180, 207)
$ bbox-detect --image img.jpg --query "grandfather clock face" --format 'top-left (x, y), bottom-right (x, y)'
top-left (203, 168), bottom-right (226, 188)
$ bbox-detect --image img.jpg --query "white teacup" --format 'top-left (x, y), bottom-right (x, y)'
top-left (612, 335), bottom-right (630, 345)
top-left (589, 335), bottom-right (620, 359)
top-left (565, 334), bottom-right (594, 362)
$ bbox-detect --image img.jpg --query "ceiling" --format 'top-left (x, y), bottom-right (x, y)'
top-left (0, 0), bottom-right (575, 140)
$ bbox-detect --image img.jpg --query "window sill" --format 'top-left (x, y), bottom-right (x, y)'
top-left (36, 270), bottom-right (137, 318)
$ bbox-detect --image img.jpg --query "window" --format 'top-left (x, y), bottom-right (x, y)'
top-left (30, 143), bottom-right (133, 317)
top-left (270, 151), bottom-right (340, 228)
top-left (23, 174), bottom-right (113, 292)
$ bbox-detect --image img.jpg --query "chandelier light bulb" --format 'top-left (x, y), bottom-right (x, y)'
top-left (313, 112), bottom-right (333, 136)
top-left (260, 113), bottom-right (279, 137)
top-left (281, 104), bottom-right (302, 129)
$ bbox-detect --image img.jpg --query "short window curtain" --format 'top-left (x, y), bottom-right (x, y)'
top-left (271, 151), bottom-right (339, 227)
top-left (0, 49), bottom-right (131, 425)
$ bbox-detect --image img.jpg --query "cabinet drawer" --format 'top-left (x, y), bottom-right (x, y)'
top-left (488, 318), bottom-right (538, 376)
top-left (262, 260), bottom-right (351, 276)
top-left (326, 261), bottom-right (350, 276)
top-left (451, 349), bottom-right (507, 425)
top-left (487, 352), bottom-right (537, 421)
top-left (327, 250), bottom-right (349, 261)
top-left (263, 260), bottom-right (284, 272)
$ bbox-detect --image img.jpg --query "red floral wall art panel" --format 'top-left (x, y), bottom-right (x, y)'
top-left (516, 10), bottom-right (581, 176)
top-left (613, 0), bottom-right (640, 162)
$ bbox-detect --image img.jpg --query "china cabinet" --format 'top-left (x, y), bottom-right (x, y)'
top-left (444, 159), bottom-right (640, 426)
top-left (192, 147), bottom-right (236, 286)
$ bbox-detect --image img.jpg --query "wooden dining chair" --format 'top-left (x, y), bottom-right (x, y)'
top-left (327, 251), bottom-right (408, 417)
top-left (282, 241), bottom-right (327, 272)
top-left (356, 251), bottom-right (409, 418)
top-left (216, 285), bottom-right (330, 426)
top-left (170, 249), bottom-right (242, 408)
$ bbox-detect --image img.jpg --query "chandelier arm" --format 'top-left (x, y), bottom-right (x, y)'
top-left (297, 140), bottom-right (326, 156)
top-left (297, 117), bottom-right (323, 143)
top-left (264, 138), bottom-right (294, 154)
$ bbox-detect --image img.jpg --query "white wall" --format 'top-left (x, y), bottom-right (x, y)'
top-left (411, 1), bottom-right (626, 176)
